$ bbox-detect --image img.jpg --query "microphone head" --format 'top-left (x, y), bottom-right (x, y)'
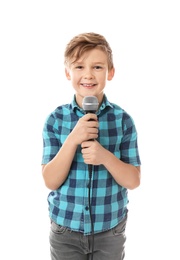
top-left (82, 96), bottom-right (99, 113)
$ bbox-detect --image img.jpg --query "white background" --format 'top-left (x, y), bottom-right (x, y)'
top-left (0, 1), bottom-right (180, 259)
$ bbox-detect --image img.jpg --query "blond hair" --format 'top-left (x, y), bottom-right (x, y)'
top-left (64, 32), bottom-right (114, 70)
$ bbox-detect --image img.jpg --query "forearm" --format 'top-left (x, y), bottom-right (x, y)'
top-left (102, 149), bottom-right (141, 190)
top-left (42, 135), bottom-right (78, 190)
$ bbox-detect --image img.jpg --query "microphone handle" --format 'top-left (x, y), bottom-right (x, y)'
top-left (88, 164), bottom-right (93, 178)
top-left (85, 112), bottom-right (96, 179)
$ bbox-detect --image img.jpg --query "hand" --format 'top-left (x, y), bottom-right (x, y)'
top-left (81, 140), bottom-right (107, 165)
top-left (70, 113), bottom-right (99, 145)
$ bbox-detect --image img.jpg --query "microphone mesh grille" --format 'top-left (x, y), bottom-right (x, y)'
top-left (82, 96), bottom-right (99, 112)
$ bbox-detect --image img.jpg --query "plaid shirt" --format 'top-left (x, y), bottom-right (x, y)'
top-left (42, 95), bottom-right (141, 235)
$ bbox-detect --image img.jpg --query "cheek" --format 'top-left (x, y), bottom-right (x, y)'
top-left (99, 73), bottom-right (108, 84)
top-left (69, 75), bottom-right (81, 88)
top-left (71, 73), bottom-right (80, 82)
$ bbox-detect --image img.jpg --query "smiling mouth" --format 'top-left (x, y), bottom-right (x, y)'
top-left (81, 83), bottom-right (96, 87)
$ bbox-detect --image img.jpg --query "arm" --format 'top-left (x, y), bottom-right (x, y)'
top-left (81, 140), bottom-right (141, 190)
top-left (42, 113), bottom-right (99, 190)
top-left (42, 134), bottom-right (78, 190)
top-left (101, 148), bottom-right (141, 190)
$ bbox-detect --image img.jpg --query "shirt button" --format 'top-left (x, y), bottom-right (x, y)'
top-left (85, 206), bottom-right (89, 211)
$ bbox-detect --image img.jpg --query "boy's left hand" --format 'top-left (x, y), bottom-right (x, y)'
top-left (81, 140), bottom-right (106, 165)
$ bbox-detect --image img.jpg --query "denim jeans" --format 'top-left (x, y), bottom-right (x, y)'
top-left (49, 215), bottom-right (127, 260)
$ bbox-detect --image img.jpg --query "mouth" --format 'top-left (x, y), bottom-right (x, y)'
top-left (80, 83), bottom-right (96, 88)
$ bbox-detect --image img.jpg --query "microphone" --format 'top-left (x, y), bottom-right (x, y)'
top-left (82, 96), bottom-right (99, 114)
top-left (82, 96), bottom-right (99, 176)
top-left (82, 95), bottom-right (99, 136)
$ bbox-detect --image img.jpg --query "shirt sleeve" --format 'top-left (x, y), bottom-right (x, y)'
top-left (120, 112), bottom-right (141, 166)
top-left (41, 113), bottom-right (60, 165)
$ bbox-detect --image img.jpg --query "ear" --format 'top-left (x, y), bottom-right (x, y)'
top-left (65, 68), bottom-right (71, 80)
top-left (107, 67), bottom-right (115, 81)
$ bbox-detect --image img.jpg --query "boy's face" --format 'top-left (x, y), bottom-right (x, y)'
top-left (65, 48), bottom-right (115, 108)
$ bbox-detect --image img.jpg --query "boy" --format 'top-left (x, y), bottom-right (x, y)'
top-left (41, 32), bottom-right (141, 260)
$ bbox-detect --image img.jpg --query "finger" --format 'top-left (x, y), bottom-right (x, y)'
top-left (87, 121), bottom-right (99, 129)
top-left (84, 113), bottom-right (98, 121)
top-left (81, 142), bottom-right (90, 149)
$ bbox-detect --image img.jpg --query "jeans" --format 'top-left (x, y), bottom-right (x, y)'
top-left (49, 215), bottom-right (127, 260)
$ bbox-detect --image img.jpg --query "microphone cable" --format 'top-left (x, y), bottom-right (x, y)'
top-left (88, 164), bottom-right (94, 260)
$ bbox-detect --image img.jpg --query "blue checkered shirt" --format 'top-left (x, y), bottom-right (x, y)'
top-left (42, 95), bottom-right (141, 235)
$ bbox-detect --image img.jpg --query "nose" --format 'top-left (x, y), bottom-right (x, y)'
top-left (83, 68), bottom-right (94, 79)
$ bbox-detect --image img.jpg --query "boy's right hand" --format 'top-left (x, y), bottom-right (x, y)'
top-left (70, 113), bottom-right (99, 145)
